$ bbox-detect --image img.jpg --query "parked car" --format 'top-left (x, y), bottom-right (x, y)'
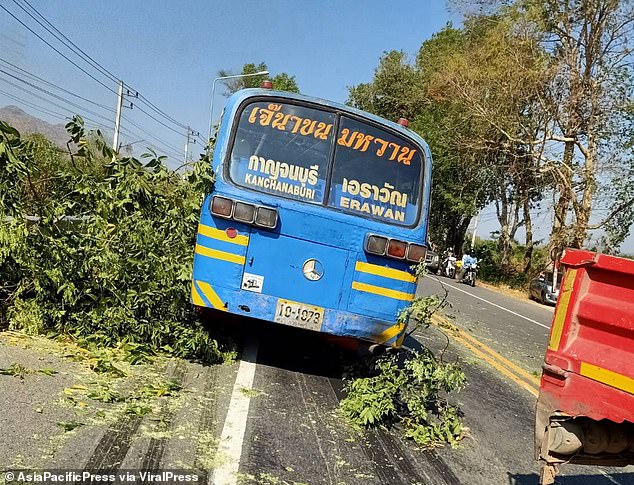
top-left (529, 271), bottom-right (562, 305)
top-left (424, 250), bottom-right (440, 274)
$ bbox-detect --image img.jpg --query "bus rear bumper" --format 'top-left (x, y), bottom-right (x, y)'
top-left (191, 279), bottom-right (407, 348)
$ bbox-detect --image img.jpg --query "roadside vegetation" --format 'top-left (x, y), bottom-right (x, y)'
top-left (349, 0), bottom-right (634, 286)
top-left (0, 117), bottom-right (234, 363)
top-left (340, 265), bottom-right (467, 448)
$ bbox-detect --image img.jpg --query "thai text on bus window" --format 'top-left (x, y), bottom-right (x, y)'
top-left (229, 102), bottom-right (335, 204)
top-left (327, 116), bottom-right (422, 226)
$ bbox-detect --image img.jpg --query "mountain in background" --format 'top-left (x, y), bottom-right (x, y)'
top-left (0, 105), bottom-right (70, 147)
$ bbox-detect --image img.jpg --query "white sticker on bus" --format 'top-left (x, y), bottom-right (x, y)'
top-left (241, 273), bottom-right (264, 293)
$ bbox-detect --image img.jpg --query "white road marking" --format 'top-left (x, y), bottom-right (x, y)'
top-left (440, 280), bottom-right (551, 330)
top-left (598, 468), bottom-right (624, 485)
top-left (211, 335), bottom-right (259, 485)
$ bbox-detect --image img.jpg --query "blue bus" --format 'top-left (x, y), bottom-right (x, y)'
top-left (191, 87), bottom-right (432, 348)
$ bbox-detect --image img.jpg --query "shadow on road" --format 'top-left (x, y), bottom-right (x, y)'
top-left (508, 472), bottom-right (634, 484)
top-left (199, 308), bottom-right (371, 379)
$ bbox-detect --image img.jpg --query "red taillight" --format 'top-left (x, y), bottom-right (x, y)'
top-left (225, 227), bottom-right (238, 239)
top-left (407, 244), bottom-right (426, 263)
top-left (211, 196), bottom-right (233, 217)
top-left (387, 240), bottom-right (407, 259)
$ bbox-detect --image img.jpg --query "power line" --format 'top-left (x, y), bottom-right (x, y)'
top-left (14, 0), bottom-right (119, 85)
top-left (120, 114), bottom-right (183, 154)
top-left (0, 2), bottom-right (118, 95)
top-left (0, 68), bottom-right (115, 125)
top-left (9, 0), bottom-right (195, 135)
top-left (0, 56), bottom-right (115, 113)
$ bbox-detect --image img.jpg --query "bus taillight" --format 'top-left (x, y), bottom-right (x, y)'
top-left (210, 195), bottom-right (278, 229)
top-left (255, 207), bottom-right (278, 228)
top-left (211, 196), bottom-right (233, 217)
top-left (407, 244), bottom-right (426, 263)
top-left (387, 240), bottom-right (407, 259)
top-left (366, 235), bottom-right (388, 255)
top-left (234, 202), bottom-right (256, 223)
top-left (365, 234), bottom-right (426, 263)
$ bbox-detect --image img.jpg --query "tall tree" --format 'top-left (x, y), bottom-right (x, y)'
top-left (528, 0), bottom-right (634, 257)
top-left (218, 62), bottom-right (300, 95)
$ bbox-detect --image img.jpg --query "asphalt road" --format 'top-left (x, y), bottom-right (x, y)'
top-left (2, 279), bottom-right (633, 485)
top-left (417, 274), bottom-right (555, 375)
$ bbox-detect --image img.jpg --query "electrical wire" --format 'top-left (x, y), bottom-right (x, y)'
top-left (0, 56), bottom-right (115, 112)
top-left (0, 70), bottom-right (115, 125)
top-left (0, 88), bottom-right (113, 134)
top-left (14, 0), bottom-right (120, 85)
top-left (120, 114), bottom-right (183, 154)
top-left (0, 2), bottom-right (118, 95)
top-left (3, 0), bottom-right (199, 158)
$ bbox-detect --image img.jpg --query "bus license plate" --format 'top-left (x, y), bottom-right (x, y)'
top-left (274, 299), bottom-right (324, 331)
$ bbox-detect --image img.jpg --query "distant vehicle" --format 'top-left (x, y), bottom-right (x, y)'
top-left (191, 86), bottom-right (433, 349)
top-left (424, 250), bottom-right (440, 274)
top-left (461, 262), bottom-right (477, 287)
top-left (440, 250), bottom-right (456, 278)
top-left (529, 272), bottom-right (562, 305)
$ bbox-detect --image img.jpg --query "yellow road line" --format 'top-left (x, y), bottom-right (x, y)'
top-left (198, 223), bottom-right (249, 246)
top-left (195, 244), bottom-right (245, 265)
top-left (351, 281), bottom-right (414, 301)
top-left (548, 269), bottom-right (577, 351)
top-left (432, 315), bottom-right (540, 387)
top-left (431, 314), bottom-right (540, 397)
top-left (580, 362), bottom-right (634, 396)
top-left (452, 333), bottom-right (539, 398)
top-left (355, 261), bottom-right (416, 283)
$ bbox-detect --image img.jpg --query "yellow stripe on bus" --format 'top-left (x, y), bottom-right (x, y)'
top-left (376, 322), bottom-right (406, 345)
top-left (196, 280), bottom-right (227, 311)
top-left (198, 224), bottom-right (249, 246)
top-left (352, 281), bottom-right (415, 301)
top-left (580, 362), bottom-right (634, 396)
top-left (195, 244), bottom-right (246, 265)
top-left (548, 269), bottom-right (577, 351)
top-left (355, 261), bottom-right (416, 283)
top-left (191, 282), bottom-right (206, 307)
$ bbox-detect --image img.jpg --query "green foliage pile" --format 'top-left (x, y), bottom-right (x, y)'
top-left (340, 350), bottom-right (466, 448)
top-left (341, 264), bottom-right (466, 449)
top-left (0, 117), bottom-right (231, 363)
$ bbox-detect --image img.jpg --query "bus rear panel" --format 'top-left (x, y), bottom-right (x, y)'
top-left (192, 89), bottom-right (432, 347)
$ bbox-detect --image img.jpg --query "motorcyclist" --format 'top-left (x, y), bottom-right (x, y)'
top-left (441, 248), bottom-right (456, 276)
top-left (458, 249), bottom-right (478, 282)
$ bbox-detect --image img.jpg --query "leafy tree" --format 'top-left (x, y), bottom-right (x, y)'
top-left (525, 0), bottom-right (634, 257)
top-left (218, 62), bottom-right (300, 95)
top-left (0, 117), bottom-right (231, 363)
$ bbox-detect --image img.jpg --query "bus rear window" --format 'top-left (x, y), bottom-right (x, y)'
top-left (328, 117), bottom-right (422, 226)
top-left (228, 101), bottom-right (335, 204)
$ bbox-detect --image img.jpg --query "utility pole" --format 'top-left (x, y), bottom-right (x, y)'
top-left (470, 211), bottom-right (480, 250)
top-left (112, 80), bottom-right (124, 152)
top-left (112, 81), bottom-right (137, 158)
top-left (184, 127), bottom-right (199, 164)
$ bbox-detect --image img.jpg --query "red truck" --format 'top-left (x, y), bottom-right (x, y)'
top-left (536, 249), bottom-right (634, 484)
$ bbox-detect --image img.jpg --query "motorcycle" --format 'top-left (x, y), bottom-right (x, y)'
top-left (461, 263), bottom-right (477, 287)
top-left (441, 254), bottom-right (457, 279)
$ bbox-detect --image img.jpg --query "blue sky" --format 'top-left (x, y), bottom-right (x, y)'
top-left (0, 0), bottom-right (459, 161)
top-left (1, 0), bottom-right (631, 251)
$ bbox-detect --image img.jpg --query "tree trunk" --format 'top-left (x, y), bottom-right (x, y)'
top-left (523, 195), bottom-right (534, 274)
